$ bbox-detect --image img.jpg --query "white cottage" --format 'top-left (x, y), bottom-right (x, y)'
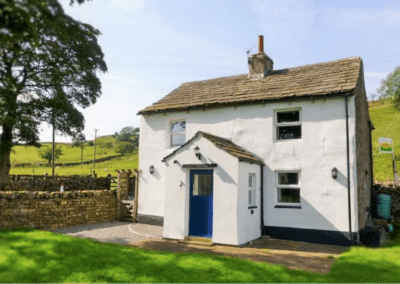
top-left (137, 36), bottom-right (373, 246)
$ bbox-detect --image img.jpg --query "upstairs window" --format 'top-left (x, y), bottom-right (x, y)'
top-left (170, 120), bottom-right (186, 147)
top-left (275, 109), bottom-right (302, 140)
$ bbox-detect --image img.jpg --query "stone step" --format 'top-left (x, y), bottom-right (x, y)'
top-left (180, 236), bottom-right (214, 246)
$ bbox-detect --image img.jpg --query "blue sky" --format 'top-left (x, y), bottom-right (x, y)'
top-left (41, 0), bottom-right (400, 142)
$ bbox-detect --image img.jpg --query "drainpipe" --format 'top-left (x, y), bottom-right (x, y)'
top-left (368, 121), bottom-right (375, 226)
top-left (344, 95), bottom-right (353, 241)
top-left (260, 164), bottom-right (264, 236)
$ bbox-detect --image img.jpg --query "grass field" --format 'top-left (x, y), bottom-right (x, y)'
top-left (10, 153), bottom-right (138, 177)
top-left (369, 103), bottom-right (400, 180)
top-left (9, 136), bottom-right (136, 177)
top-left (10, 136), bottom-right (120, 164)
top-left (0, 227), bottom-right (399, 283)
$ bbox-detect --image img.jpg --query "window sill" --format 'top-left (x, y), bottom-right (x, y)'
top-left (274, 138), bottom-right (302, 143)
top-left (248, 206), bottom-right (257, 209)
top-left (274, 205), bottom-right (301, 209)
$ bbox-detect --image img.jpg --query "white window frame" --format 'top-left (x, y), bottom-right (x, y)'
top-left (248, 173), bottom-right (256, 206)
top-left (169, 119), bottom-right (186, 148)
top-left (274, 108), bottom-right (302, 142)
top-left (275, 171), bottom-right (301, 206)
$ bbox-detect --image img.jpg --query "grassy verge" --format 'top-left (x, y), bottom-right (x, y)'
top-left (0, 228), bottom-right (400, 283)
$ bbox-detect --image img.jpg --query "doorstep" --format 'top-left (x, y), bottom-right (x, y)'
top-left (178, 236), bottom-right (215, 246)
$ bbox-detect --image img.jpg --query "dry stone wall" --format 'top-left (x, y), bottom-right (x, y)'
top-left (0, 190), bottom-right (117, 229)
top-left (2, 176), bottom-right (111, 192)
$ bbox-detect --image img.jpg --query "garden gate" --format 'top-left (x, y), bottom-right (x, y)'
top-left (116, 170), bottom-right (139, 222)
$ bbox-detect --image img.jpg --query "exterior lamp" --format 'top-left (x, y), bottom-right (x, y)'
top-left (149, 165), bottom-right (154, 174)
top-left (331, 167), bottom-right (338, 179)
top-left (194, 146), bottom-right (201, 160)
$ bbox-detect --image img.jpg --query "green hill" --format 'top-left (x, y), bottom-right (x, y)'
top-left (11, 136), bottom-right (119, 165)
top-left (370, 103), bottom-right (400, 181)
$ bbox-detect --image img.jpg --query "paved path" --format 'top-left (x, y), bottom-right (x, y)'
top-left (46, 221), bottom-right (163, 245)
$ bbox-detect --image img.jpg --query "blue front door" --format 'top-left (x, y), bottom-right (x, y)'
top-left (189, 170), bottom-right (213, 238)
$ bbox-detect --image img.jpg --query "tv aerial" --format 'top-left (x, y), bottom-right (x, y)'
top-left (246, 45), bottom-right (255, 64)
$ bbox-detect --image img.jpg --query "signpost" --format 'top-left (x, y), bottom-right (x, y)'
top-left (379, 137), bottom-right (398, 186)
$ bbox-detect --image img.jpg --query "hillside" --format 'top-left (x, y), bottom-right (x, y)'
top-left (369, 103), bottom-right (400, 181)
top-left (11, 136), bottom-right (119, 164)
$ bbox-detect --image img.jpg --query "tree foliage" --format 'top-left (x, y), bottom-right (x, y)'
top-left (71, 133), bottom-right (86, 147)
top-left (115, 142), bottom-right (135, 156)
top-left (115, 126), bottom-right (139, 147)
top-left (38, 145), bottom-right (63, 164)
top-left (376, 65), bottom-right (400, 107)
top-left (0, 0), bottom-right (107, 183)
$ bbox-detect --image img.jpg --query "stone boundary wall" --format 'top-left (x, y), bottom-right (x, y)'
top-left (2, 176), bottom-right (112, 192)
top-left (12, 154), bottom-right (123, 168)
top-left (373, 183), bottom-right (400, 225)
top-left (0, 190), bottom-right (117, 229)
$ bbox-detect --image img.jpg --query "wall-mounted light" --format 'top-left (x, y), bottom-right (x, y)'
top-left (194, 146), bottom-right (201, 160)
top-left (149, 165), bottom-right (154, 174)
top-left (331, 167), bottom-right (338, 179)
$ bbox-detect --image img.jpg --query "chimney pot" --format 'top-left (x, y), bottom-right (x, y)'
top-left (258, 35), bottom-right (264, 53)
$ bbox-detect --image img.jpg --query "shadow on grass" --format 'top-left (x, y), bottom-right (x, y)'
top-left (1, 227), bottom-right (400, 283)
top-left (0, 227), bottom-right (317, 283)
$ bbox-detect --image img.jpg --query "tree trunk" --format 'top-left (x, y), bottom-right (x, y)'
top-left (0, 124), bottom-right (13, 188)
top-left (0, 151), bottom-right (11, 187)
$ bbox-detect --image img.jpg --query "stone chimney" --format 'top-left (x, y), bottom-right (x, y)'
top-left (248, 35), bottom-right (273, 78)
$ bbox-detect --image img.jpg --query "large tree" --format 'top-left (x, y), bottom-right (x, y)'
top-left (115, 126), bottom-right (139, 146)
top-left (0, 0), bottom-right (107, 186)
top-left (376, 65), bottom-right (400, 107)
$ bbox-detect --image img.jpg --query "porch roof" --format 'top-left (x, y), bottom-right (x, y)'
top-left (162, 131), bottom-right (264, 165)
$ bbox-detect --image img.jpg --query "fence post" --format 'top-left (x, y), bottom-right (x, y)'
top-left (132, 169), bottom-right (141, 222)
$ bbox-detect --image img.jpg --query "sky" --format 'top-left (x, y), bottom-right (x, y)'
top-left (39, 0), bottom-right (400, 142)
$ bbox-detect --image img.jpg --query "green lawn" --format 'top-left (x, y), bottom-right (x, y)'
top-left (369, 103), bottom-right (400, 180)
top-left (0, 228), bottom-right (399, 283)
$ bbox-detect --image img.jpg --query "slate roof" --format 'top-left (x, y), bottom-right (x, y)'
top-left (138, 56), bottom-right (362, 115)
top-left (162, 131), bottom-right (264, 165)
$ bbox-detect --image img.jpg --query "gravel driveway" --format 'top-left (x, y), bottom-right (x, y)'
top-left (46, 221), bottom-right (163, 245)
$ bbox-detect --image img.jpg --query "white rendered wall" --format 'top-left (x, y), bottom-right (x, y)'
top-left (139, 96), bottom-right (358, 235)
top-left (237, 162), bottom-right (262, 245)
top-left (163, 136), bottom-right (240, 245)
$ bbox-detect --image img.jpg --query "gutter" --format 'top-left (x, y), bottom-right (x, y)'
top-left (344, 95), bottom-right (353, 241)
top-left (260, 164), bottom-right (264, 236)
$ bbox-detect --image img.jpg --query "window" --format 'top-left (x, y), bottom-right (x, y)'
top-left (170, 120), bottom-right (186, 147)
top-left (276, 172), bottom-right (300, 204)
top-left (193, 174), bottom-right (213, 196)
top-left (275, 109), bottom-right (301, 140)
top-left (248, 174), bottom-right (256, 206)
